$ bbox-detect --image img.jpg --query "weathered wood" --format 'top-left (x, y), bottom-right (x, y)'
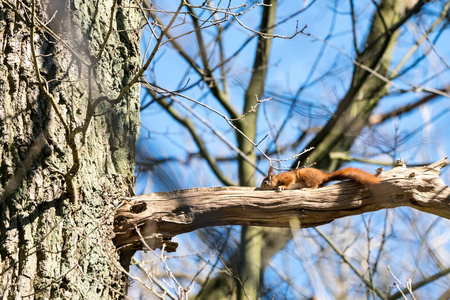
top-left (114, 158), bottom-right (450, 252)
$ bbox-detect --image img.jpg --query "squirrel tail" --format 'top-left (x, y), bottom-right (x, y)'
top-left (327, 167), bottom-right (380, 185)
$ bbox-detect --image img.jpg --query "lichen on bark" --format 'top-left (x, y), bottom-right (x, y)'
top-left (0, 0), bottom-right (140, 298)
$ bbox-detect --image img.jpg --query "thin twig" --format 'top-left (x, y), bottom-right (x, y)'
top-left (314, 227), bottom-right (386, 299)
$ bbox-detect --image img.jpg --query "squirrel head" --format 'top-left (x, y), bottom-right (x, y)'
top-left (260, 166), bottom-right (278, 190)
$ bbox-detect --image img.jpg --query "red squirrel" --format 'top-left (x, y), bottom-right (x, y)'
top-left (260, 166), bottom-right (380, 191)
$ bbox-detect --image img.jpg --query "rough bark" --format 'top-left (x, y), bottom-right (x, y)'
top-left (0, 0), bottom-right (140, 298)
top-left (114, 158), bottom-right (450, 253)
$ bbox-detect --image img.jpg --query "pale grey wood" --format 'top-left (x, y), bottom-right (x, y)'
top-left (114, 158), bottom-right (450, 252)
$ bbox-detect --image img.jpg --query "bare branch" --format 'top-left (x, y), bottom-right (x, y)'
top-left (132, 256), bottom-right (177, 300)
top-left (369, 87), bottom-right (449, 125)
top-left (114, 158), bottom-right (450, 252)
top-left (389, 1), bottom-right (450, 80)
top-left (29, 0), bottom-right (80, 203)
top-left (152, 95), bottom-right (236, 186)
top-left (143, 82), bottom-right (274, 165)
top-left (94, 0), bottom-right (117, 65)
top-left (389, 266), bottom-right (450, 300)
top-left (314, 227), bottom-right (385, 299)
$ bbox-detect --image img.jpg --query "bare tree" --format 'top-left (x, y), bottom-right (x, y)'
top-left (133, 0), bottom-right (450, 299)
top-left (2, 0), bottom-right (449, 299)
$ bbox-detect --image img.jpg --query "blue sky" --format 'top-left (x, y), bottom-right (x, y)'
top-left (137, 0), bottom-right (450, 193)
top-left (131, 1), bottom-right (450, 298)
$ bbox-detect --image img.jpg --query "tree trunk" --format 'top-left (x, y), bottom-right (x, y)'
top-left (236, 1), bottom-right (277, 299)
top-left (258, 0), bottom-right (423, 281)
top-left (0, 0), bottom-right (140, 298)
top-left (295, 0), bottom-right (419, 170)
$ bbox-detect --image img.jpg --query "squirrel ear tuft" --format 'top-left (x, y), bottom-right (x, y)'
top-left (268, 165), bottom-right (274, 176)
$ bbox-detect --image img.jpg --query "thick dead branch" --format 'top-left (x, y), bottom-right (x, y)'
top-left (114, 158), bottom-right (449, 252)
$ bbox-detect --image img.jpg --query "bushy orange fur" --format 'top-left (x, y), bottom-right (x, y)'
top-left (260, 166), bottom-right (380, 191)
